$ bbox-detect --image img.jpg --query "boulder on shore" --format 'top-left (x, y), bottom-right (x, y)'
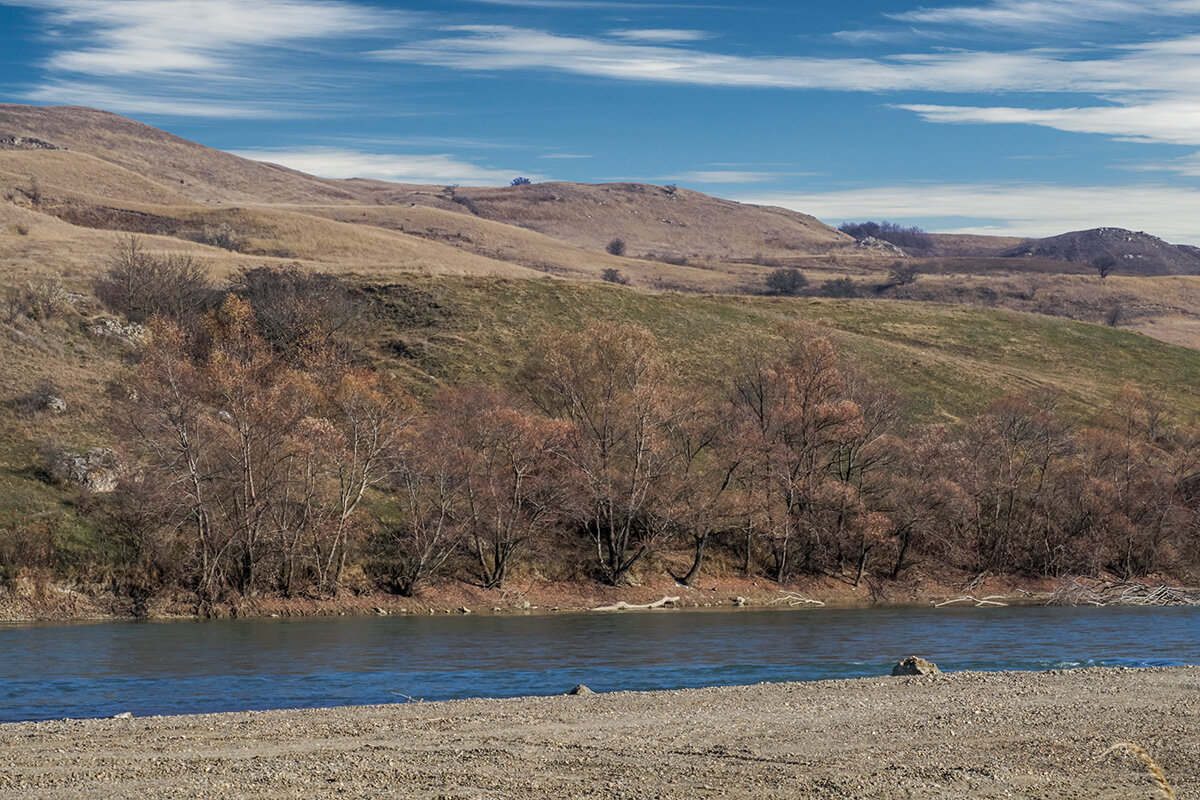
top-left (892, 656), bottom-right (942, 676)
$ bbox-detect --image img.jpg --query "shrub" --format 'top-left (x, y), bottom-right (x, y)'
top-left (818, 277), bottom-right (860, 298)
top-left (17, 176), bottom-right (42, 207)
top-left (884, 262), bottom-right (920, 289)
top-left (198, 222), bottom-right (242, 251)
top-left (601, 268), bottom-right (628, 285)
top-left (764, 267), bottom-right (808, 296)
top-left (233, 266), bottom-right (361, 357)
top-left (510, 177), bottom-right (532, 186)
top-left (95, 235), bottom-right (215, 324)
top-left (606, 238), bottom-right (626, 256)
top-left (4, 274), bottom-right (72, 321)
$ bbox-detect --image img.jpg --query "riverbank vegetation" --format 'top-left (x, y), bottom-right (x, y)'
top-left (2, 255), bottom-right (1199, 615)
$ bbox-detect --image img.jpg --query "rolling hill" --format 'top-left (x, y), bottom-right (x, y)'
top-left (5, 103), bottom-right (1200, 604)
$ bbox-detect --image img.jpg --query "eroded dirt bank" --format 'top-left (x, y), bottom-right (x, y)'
top-left (2, 667), bottom-right (1197, 799)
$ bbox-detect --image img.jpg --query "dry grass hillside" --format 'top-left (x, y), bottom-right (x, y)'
top-left (0, 104), bottom-right (369, 205)
top-left (0, 104), bottom-right (853, 290)
top-left (4, 103), bottom-right (1200, 347)
top-left (422, 181), bottom-right (851, 262)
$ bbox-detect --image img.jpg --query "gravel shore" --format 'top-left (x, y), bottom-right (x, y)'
top-left (2, 666), bottom-right (1197, 799)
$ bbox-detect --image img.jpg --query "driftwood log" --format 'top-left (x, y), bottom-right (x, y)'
top-left (591, 596), bottom-right (680, 612)
top-left (768, 591), bottom-right (825, 607)
top-left (934, 595), bottom-right (1009, 608)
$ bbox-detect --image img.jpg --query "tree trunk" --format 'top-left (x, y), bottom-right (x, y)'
top-left (680, 531), bottom-right (710, 587)
top-left (854, 545), bottom-right (870, 587)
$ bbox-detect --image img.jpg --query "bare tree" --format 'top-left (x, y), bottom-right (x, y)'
top-left (1094, 254), bottom-right (1118, 280)
top-left (376, 420), bottom-right (465, 596)
top-left (726, 326), bottom-right (864, 581)
top-left (95, 235), bottom-right (214, 324)
top-left (521, 322), bottom-right (679, 585)
top-left (437, 386), bottom-right (566, 589)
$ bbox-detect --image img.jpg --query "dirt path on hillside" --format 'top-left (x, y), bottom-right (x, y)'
top-left (2, 666), bottom-right (1197, 799)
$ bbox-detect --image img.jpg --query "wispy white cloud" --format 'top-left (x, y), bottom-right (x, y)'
top-left (1122, 153), bottom-right (1200, 177)
top-left (372, 25), bottom-right (1200, 95)
top-left (900, 100), bottom-right (1200, 146)
top-left (22, 80), bottom-right (278, 117)
top-left (372, 24), bottom-right (1200, 146)
top-left (666, 170), bottom-right (782, 183)
top-left (5, 0), bottom-right (397, 116)
top-left (607, 29), bottom-right (713, 43)
top-left (15, 0), bottom-right (390, 77)
top-left (889, 0), bottom-right (1200, 31)
top-left (738, 183), bottom-right (1200, 244)
top-left (227, 147), bottom-right (544, 186)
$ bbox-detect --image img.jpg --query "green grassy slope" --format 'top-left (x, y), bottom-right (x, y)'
top-left (3, 275), bottom-right (1199, 565)
top-left (366, 277), bottom-right (1200, 423)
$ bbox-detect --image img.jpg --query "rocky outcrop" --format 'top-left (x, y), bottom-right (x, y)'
top-left (87, 318), bottom-right (148, 347)
top-left (51, 447), bottom-right (123, 493)
top-left (0, 134), bottom-right (64, 150)
top-left (855, 236), bottom-right (907, 256)
top-left (38, 395), bottom-right (67, 414)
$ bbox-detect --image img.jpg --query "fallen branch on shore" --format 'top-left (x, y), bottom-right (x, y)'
top-left (591, 596), bottom-right (680, 612)
top-left (1048, 579), bottom-right (1200, 607)
top-left (934, 595), bottom-right (1008, 608)
top-left (768, 591), bottom-right (825, 607)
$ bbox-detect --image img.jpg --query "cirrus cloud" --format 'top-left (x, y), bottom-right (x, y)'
top-left (228, 147), bottom-right (544, 186)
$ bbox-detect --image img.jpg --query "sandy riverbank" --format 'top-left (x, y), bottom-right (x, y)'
top-left (2, 666), bottom-right (1197, 799)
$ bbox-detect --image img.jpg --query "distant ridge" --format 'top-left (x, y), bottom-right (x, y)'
top-left (1001, 227), bottom-right (1200, 276)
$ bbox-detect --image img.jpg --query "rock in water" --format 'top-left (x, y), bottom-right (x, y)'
top-left (566, 684), bottom-right (595, 695)
top-left (892, 656), bottom-right (942, 676)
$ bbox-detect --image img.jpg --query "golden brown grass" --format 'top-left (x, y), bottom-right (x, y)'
top-left (5, 101), bottom-right (1200, 352)
top-left (1101, 743), bottom-right (1177, 799)
top-left (0, 103), bottom-right (369, 205)
top-left (0, 150), bottom-right (192, 206)
top-left (431, 181), bottom-right (850, 262)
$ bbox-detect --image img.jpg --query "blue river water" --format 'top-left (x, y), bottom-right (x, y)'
top-left (1, 605), bottom-right (1197, 722)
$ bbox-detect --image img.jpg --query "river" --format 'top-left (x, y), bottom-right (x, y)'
top-left (2, 605), bottom-right (1197, 722)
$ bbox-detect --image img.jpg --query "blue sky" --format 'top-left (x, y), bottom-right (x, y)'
top-left (5, 0), bottom-right (1200, 242)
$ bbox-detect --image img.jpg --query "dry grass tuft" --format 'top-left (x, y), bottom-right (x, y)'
top-left (1101, 742), bottom-right (1177, 799)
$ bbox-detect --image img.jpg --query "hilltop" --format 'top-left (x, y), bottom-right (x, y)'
top-left (1000, 227), bottom-right (1200, 276)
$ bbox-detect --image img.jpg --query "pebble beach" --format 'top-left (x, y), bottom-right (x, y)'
top-left (2, 666), bottom-right (1197, 798)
